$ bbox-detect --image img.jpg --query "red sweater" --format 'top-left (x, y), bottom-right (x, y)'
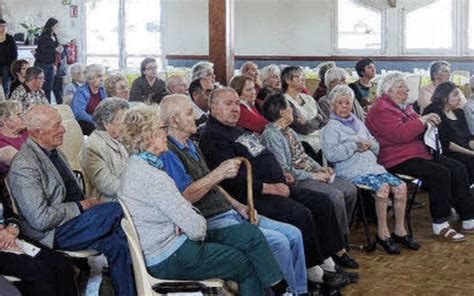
top-left (365, 95), bottom-right (433, 169)
top-left (237, 103), bottom-right (269, 134)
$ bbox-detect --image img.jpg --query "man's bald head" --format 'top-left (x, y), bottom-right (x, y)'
top-left (160, 94), bottom-right (191, 124)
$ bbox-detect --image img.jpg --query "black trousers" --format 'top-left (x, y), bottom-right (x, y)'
top-left (389, 156), bottom-right (474, 223)
top-left (0, 248), bottom-right (78, 296)
top-left (253, 186), bottom-right (344, 267)
top-left (447, 152), bottom-right (474, 185)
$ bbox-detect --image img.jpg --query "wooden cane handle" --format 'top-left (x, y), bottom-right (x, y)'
top-left (235, 157), bottom-right (256, 225)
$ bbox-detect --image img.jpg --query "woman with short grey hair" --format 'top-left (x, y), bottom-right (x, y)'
top-left (313, 61), bottom-right (336, 101)
top-left (257, 64), bottom-right (282, 105)
top-left (418, 60), bottom-right (466, 113)
top-left (72, 64), bottom-right (107, 135)
top-left (63, 62), bottom-right (85, 105)
top-left (80, 98), bottom-right (129, 201)
top-left (191, 61), bottom-right (216, 82)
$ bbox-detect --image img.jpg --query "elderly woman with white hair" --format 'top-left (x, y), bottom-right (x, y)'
top-left (321, 84), bottom-right (419, 254)
top-left (72, 64), bottom-right (107, 135)
top-left (104, 73), bottom-right (130, 101)
top-left (0, 101), bottom-right (27, 175)
top-left (80, 98), bottom-right (129, 201)
top-left (366, 72), bottom-right (474, 243)
top-left (257, 64), bottom-right (282, 105)
top-left (118, 105), bottom-right (287, 295)
top-left (318, 67), bottom-right (365, 122)
top-left (63, 62), bottom-right (85, 105)
top-left (166, 74), bottom-right (188, 95)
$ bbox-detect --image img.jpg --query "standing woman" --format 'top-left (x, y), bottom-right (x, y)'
top-left (35, 18), bottom-right (63, 102)
top-left (0, 19), bottom-right (18, 95)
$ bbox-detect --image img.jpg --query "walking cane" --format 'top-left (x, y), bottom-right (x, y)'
top-left (235, 157), bottom-right (257, 225)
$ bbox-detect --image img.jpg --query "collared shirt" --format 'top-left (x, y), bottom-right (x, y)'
top-left (10, 84), bottom-right (48, 110)
top-left (160, 137), bottom-right (199, 192)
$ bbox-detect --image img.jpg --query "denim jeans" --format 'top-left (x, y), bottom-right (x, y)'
top-left (34, 62), bottom-right (54, 102)
top-left (55, 202), bottom-right (136, 296)
top-left (207, 209), bottom-right (308, 295)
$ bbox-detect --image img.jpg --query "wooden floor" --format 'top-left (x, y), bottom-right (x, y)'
top-left (344, 193), bottom-right (474, 296)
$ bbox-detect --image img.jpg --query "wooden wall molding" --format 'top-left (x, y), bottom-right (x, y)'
top-left (166, 54), bottom-right (474, 62)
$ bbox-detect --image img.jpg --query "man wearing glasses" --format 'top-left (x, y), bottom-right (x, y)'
top-left (9, 67), bottom-right (48, 110)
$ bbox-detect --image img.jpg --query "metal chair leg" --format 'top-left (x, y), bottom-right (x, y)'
top-left (350, 188), bottom-right (375, 252)
top-left (405, 180), bottom-right (421, 235)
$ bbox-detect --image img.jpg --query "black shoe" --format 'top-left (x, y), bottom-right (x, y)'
top-left (322, 270), bottom-right (350, 288)
top-left (332, 252), bottom-right (359, 269)
top-left (376, 235), bottom-right (400, 255)
top-left (392, 233), bottom-right (421, 250)
top-left (335, 265), bottom-right (359, 284)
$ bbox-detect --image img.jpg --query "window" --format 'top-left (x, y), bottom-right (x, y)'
top-left (403, 0), bottom-right (453, 52)
top-left (468, 0), bottom-right (474, 51)
top-left (336, 0), bottom-right (383, 51)
top-left (85, 0), bottom-right (163, 71)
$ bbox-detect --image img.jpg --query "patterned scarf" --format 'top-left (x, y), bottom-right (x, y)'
top-left (136, 151), bottom-right (164, 170)
top-left (330, 112), bottom-right (360, 132)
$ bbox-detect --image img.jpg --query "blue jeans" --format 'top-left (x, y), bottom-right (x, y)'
top-left (55, 202), bottom-right (136, 296)
top-left (207, 209), bottom-right (308, 294)
top-left (0, 65), bottom-right (10, 95)
top-left (34, 62), bottom-right (54, 102)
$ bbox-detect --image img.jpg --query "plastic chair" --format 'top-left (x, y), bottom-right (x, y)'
top-left (118, 200), bottom-right (226, 296)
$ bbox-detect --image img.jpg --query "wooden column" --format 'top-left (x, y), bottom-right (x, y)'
top-left (208, 0), bottom-right (234, 85)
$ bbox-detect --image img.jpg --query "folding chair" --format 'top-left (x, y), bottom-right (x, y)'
top-left (118, 200), bottom-right (227, 296)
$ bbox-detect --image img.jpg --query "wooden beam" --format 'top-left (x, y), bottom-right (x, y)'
top-left (208, 0), bottom-right (234, 85)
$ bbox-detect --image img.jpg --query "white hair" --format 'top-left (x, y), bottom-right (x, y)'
top-left (69, 63), bottom-right (85, 76)
top-left (160, 94), bottom-right (190, 124)
top-left (84, 64), bottom-right (105, 82)
top-left (191, 62), bottom-right (214, 80)
top-left (327, 84), bottom-right (355, 103)
top-left (376, 72), bottom-right (406, 97)
top-left (260, 64), bottom-right (280, 86)
top-left (324, 67), bottom-right (348, 88)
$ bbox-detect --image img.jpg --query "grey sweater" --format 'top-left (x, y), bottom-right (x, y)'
top-left (320, 118), bottom-right (386, 181)
top-left (118, 156), bottom-right (206, 265)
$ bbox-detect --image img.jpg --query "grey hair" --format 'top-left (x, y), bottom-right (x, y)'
top-left (165, 75), bottom-right (187, 93)
top-left (317, 61), bottom-right (336, 83)
top-left (69, 63), bottom-right (85, 76)
top-left (160, 94), bottom-right (190, 125)
top-left (240, 61), bottom-right (257, 73)
top-left (324, 67), bottom-right (348, 88)
top-left (327, 84), bottom-right (355, 103)
top-left (429, 60), bottom-right (450, 82)
top-left (23, 105), bottom-right (59, 130)
top-left (84, 64), bottom-right (105, 82)
top-left (260, 64), bottom-right (280, 86)
top-left (0, 101), bottom-right (21, 127)
top-left (191, 62), bottom-right (214, 80)
top-left (376, 71), bottom-right (406, 97)
top-left (92, 98), bottom-right (129, 130)
top-left (209, 87), bottom-right (238, 107)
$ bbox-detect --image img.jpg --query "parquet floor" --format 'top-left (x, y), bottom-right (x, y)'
top-left (344, 193), bottom-right (474, 296)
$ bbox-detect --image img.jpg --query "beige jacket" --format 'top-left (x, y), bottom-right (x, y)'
top-left (80, 130), bottom-right (129, 201)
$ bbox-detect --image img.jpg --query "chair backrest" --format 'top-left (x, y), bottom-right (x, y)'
top-left (54, 105), bottom-right (84, 172)
top-left (406, 75), bottom-right (422, 104)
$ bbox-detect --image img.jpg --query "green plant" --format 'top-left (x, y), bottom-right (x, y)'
top-left (20, 22), bottom-right (42, 37)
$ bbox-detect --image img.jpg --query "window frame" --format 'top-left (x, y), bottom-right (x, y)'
top-left (81, 0), bottom-right (164, 72)
top-left (463, 0), bottom-right (474, 54)
top-left (400, 0), bottom-right (458, 55)
top-left (332, 0), bottom-right (387, 55)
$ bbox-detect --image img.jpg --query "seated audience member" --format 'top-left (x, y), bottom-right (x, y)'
top-left (348, 58), bottom-right (377, 108)
top-left (104, 73), bottom-right (130, 101)
top-left (282, 66), bottom-right (328, 153)
top-left (0, 101), bottom-right (27, 174)
top-left (417, 60), bottom-right (466, 114)
top-left (321, 85), bottom-right (419, 254)
top-left (463, 75), bottom-right (474, 135)
top-left (129, 57), bottom-right (167, 104)
top-left (313, 62), bottom-right (336, 101)
top-left (10, 67), bottom-right (48, 110)
top-left (229, 75), bottom-right (269, 134)
top-left (200, 88), bottom-right (356, 290)
top-left (7, 105), bottom-right (135, 296)
top-left (81, 98), bottom-right (129, 201)
top-left (188, 77), bottom-right (214, 123)
top-left (191, 61), bottom-right (219, 87)
top-left (257, 64), bottom-right (282, 105)
top-left (261, 93), bottom-right (358, 265)
top-left (423, 82), bottom-right (474, 184)
top-left (366, 72), bottom-right (474, 242)
top-left (0, 197), bottom-right (78, 296)
top-left (63, 62), bottom-right (85, 105)
top-left (72, 64), bottom-right (107, 135)
top-left (320, 68), bottom-right (366, 122)
top-left (241, 61), bottom-right (261, 93)
top-left (118, 105), bottom-right (288, 296)
top-left (166, 74), bottom-right (188, 95)
top-left (159, 94), bottom-right (308, 294)
top-left (8, 59), bottom-right (29, 97)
